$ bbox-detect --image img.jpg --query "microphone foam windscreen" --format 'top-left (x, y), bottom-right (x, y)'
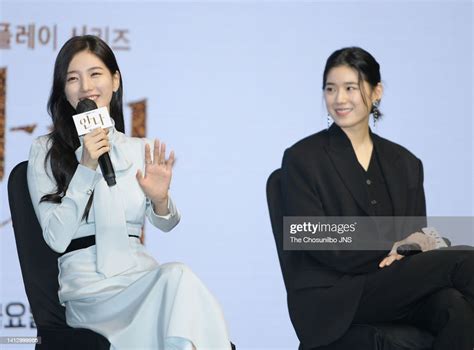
top-left (76, 98), bottom-right (98, 114)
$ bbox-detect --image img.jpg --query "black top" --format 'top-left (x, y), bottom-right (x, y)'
top-left (359, 145), bottom-right (394, 217)
top-left (359, 144), bottom-right (396, 244)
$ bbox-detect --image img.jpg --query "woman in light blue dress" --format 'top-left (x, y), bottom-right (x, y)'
top-left (27, 35), bottom-right (232, 350)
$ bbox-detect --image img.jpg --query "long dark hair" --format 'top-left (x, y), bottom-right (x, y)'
top-left (41, 35), bottom-right (125, 220)
top-left (322, 46), bottom-right (383, 118)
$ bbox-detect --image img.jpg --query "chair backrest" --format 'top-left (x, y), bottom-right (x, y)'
top-left (7, 161), bottom-right (68, 330)
top-left (266, 168), bottom-right (291, 291)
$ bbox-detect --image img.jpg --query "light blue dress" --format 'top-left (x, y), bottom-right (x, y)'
top-left (27, 127), bottom-right (231, 350)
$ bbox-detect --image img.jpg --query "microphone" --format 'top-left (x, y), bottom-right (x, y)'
top-left (76, 99), bottom-right (116, 186)
top-left (396, 243), bottom-right (422, 257)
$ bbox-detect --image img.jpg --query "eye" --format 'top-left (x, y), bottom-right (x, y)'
top-left (325, 86), bottom-right (335, 93)
top-left (91, 72), bottom-right (102, 77)
top-left (66, 76), bottom-right (77, 82)
top-left (347, 86), bottom-right (358, 91)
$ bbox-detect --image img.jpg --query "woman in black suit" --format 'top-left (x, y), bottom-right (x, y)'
top-left (280, 47), bottom-right (474, 350)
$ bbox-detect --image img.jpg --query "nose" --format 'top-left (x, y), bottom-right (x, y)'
top-left (335, 89), bottom-right (347, 103)
top-left (80, 76), bottom-right (93, 92)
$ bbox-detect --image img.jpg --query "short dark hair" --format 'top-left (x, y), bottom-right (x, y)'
top-left (323, 47), bottom-right (382, 118)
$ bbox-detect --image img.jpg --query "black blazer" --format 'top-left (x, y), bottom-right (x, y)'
top-left (280, 123), bottom-right (426, 349)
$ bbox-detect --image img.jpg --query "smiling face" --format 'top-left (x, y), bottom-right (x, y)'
top-left (324, 65), bottom-right (382, 131)
top-left (64, 50), bottom-right (120, 111)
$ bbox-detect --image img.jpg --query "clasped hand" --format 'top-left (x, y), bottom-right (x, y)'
top-left (379, 232), bottom-right (437, 268)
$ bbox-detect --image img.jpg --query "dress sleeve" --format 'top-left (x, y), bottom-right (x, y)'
top-left (145, 195), bottom-right (181, 232)
top-left (27, 137), bottom-right (102, 253)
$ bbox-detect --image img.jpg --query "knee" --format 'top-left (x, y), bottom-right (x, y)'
top-left (159, 262), bottom-right (194, 278)
top-left (461, 248), bottom-right (474, 268)
top-left (445, 245), bottom-right (474, 258)
top-left (451, 247), bottom-right (474, 275)
top-left (437, 246), bottom-right (474, 274)
top-left (434, 289), bottom-right (474, 327)
top-left (461, 247), bottom-right (474, 262)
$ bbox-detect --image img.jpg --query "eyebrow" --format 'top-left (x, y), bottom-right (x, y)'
top-left (67, 66), bottom-right (104, 74)
top-left (325, 81), bottom-right (359, 86)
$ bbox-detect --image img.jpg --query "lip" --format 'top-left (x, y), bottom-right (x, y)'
top-left (334, 108), bottom-right (352, 117)
top-left (79, 95), bottom-right (99, 102)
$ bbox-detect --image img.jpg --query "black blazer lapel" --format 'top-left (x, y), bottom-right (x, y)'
top-left (324, 124), bottom-right (371, 215)
top-left (372, 132), bottom-right (407, 217)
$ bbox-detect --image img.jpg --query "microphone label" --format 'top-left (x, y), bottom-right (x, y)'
top-left (72, 107), bottom-right (113, 136)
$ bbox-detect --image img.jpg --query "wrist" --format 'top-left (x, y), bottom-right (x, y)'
top-left (80, 160), bottom-right (98, 170)
top-left (151, 195), bottom-right (170, 216)
top-left (391, 240), bottom-right (402, 253)
top-left (150, 194), bottom-right (168, 205)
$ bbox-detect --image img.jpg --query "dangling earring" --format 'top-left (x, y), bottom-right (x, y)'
top-left (371, 99), bottom-right (381, 127)
top-left (327, 114), bottom-right (332, 129)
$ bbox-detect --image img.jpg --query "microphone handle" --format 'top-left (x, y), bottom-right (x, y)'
top-left (98, 152), bottom-right (116, 186)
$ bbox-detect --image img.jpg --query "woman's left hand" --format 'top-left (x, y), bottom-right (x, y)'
top-left (136, 139), bottom-right (175, 214)
top-left (379, 252), bottom-right (405, 268)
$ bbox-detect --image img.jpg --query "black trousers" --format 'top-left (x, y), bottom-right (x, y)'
top-left (348, 246), bottom-right (474, 350)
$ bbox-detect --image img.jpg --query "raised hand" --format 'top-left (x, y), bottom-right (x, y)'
top-left (136, 139), bottom-right (175, 215)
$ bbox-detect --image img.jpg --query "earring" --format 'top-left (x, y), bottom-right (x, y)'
top-left (371, 100), bottom-right (380, 119)
top-left (371, 100), bottom-right (381, 127)
top-left (327, 114), bottom-right (332, 129)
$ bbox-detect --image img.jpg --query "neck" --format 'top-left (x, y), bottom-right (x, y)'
top-left (340, 122), bottom-right (372, 150)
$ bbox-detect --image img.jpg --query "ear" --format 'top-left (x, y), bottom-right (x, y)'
top-left (372, 82), bottom-right (383, 102)
top-left (112, 71), bottom-right (121, 93)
